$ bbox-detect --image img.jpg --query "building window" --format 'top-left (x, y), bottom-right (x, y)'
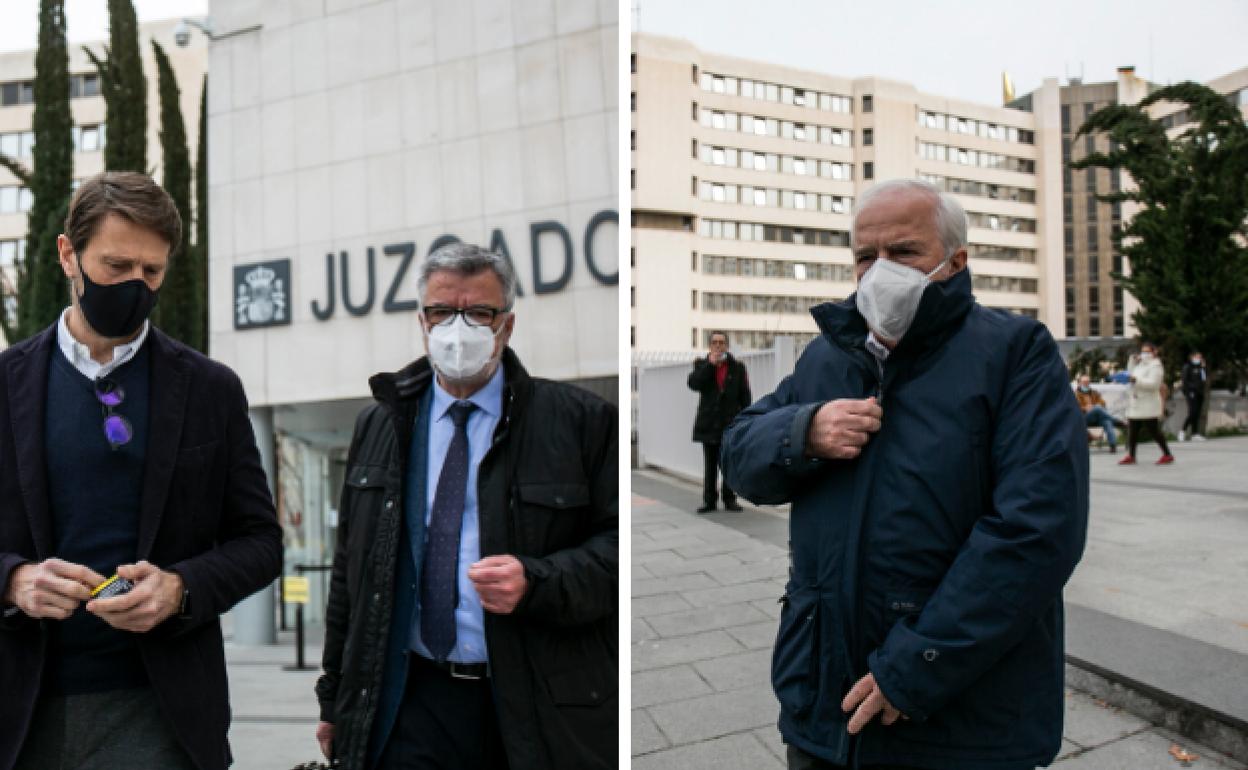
top-left (691, 101), bottom-right (698, 120)
top-left (1061, 104), bottom-right (1071, 132)
top-left (1086, 197), bottom-right (1097, 220)
top-left (631, 248), bottom-right (635, 267)
top-left (863, 128), bottom-right (873, 146)
top-left (0, 130), bottom-right (35, 158)
top-left (0, 238), bottom-right (25, 267)
top-left (68, 73), bottom-right (100, 99)
top-left (691, 251), bottom-right (697, 271)
top-left (691, 290), bottom-right (697, 309)
top-left (862, 94), bottom-right (873, 113)
top-left (0, 186), bottom-right (33, 214)
top-left (631, 131), bottom-right (636, 151)
top-left (0, 80), bottom-right (35, 107)
top-left (692, 329), bottom-right (698, 348)
top-left (630, 92), bottom-right (636, 111)
top-left (1087, 225), bottom-right (1097, 249)
top-left (1088, 255), bottom-right (1099, 281)
top-left (864, 162), bottom-right (874, 180)
top-left (630, 54), bottom-right (636, 74)
top-left (630, 287), bottom-right (635, 307)
top-left (630, 169), bottom-right (635, 190)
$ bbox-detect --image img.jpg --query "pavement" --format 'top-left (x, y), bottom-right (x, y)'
top-left (222, 616), bottom-right (326, 770)
top-left (631, 434), bottom-right (1248, 769)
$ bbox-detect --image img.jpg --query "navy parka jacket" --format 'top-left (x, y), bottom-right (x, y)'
top-left (721, 269), bottom-right (1089, 770)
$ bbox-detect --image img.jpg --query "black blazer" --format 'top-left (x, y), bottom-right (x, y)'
top-left (0, 324), bottom-right (283, 770)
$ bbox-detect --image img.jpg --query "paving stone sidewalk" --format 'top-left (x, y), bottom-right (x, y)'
top-left (630, 479), bottom-right (1246, 770)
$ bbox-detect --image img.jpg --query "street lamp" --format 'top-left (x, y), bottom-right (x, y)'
top-left (173, 16), bottom-right (261, 47)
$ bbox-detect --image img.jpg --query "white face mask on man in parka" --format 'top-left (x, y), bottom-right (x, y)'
top-left (425, 314), bottom-right (505, 382)
top-left (855, 254), bottom-right (953, 344)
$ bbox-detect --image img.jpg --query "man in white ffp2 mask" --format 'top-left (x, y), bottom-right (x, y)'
top-left (316, 243), bottom-right (618, 770)
top-left (720, 179), bottom-right (1088, 770)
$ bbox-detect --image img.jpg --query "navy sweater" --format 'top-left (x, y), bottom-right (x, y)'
top-left (45, 341), bottom-right (150, 694)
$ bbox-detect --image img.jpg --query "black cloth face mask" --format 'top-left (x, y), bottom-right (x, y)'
top-left (75, 254), bottom-right (159, 338)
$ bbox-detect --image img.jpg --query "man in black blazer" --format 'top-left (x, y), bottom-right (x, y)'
top-left (0, 172), bottom-right (283, 770)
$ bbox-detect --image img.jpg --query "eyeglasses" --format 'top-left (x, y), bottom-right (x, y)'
top-left (94, 378), bottom-right (133, 450)
top-left (422, 305), bottom-right (508, 328)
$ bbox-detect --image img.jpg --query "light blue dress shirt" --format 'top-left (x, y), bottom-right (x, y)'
top-left (410, 364), bottom-right (503, 664)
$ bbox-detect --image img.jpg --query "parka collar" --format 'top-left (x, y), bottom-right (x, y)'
top-left (811, 266), bottom-right (975, 357)
top-left (368, 346), bottom-right (533, 415)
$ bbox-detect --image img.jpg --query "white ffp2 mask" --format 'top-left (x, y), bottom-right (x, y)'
top-left (426, 315), bottom-right (500, 381)
top-left (855, 257), bottom-right (951, 343)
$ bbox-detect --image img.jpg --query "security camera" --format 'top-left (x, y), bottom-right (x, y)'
top-left (174, 19), bottom-right (191, 47)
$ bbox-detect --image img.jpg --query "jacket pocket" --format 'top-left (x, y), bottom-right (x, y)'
top-left (514, 481), bottom-right (591, 554)
top-left (772, 587), bottom-right (819, 719)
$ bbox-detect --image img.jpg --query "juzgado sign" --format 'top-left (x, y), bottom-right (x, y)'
top-left (232, 212), bottom-right (617, 330)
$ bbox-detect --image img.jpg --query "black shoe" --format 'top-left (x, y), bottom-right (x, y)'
top-left (1109, 445), bottom-right (1117, 453)
top-left (696, 504), bottom-right (716, 514)
top-left (724, 501), bottom-right (743, 512)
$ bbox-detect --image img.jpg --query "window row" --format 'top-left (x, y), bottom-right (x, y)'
top-left (0, 238), bottom-right (26, 267)
top-left (920, 173), bottom-right (1035, 203)
top-left (0, 124), bottom-right (107, 157)
top-left (917, 109), bottom-right (1034, 144)
top-left (703, 254), bottom-right (856, 282)
top-left (966, 211), bottom-right (1036, 233)
top-left (918, 141), bottom-right (1036, 173)
top-left (1, 73), bottom-right (101, 107)
top-left (697, 180), bottom-right (850, 213)
top-left (700, 328), bottom-right (819, 351)
top-left (699, 107), bottom-right (854, 146)
top-left (699, 143), bottom-right (854, 180)
top-left (698, 71), bottom-right (852, 113)
top-left (0, 186), bottom-right (34, 215)
top-left (698, 218), bottom-right (851, 247)
top-left (702, 291), bottom-right (831, 315)
top-left (970, 245), bottom-right (1036, 263)
top-left (972, 275), bottom-right (1038, 294)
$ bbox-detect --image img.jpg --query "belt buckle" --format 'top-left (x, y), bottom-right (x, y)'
top-left (448, 662), bottom-right (483, 680)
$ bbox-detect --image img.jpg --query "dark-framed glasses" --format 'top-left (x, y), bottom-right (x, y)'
top-left (94, 377), bottom-right (133, 450)
top-left (422, 305), bottom-right (507, 328)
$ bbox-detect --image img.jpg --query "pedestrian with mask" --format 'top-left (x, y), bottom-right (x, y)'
top-left (315, 243), bottom-right (617, 770)
top-left (0, 171), bottom-right (283, 769)
top-left (721, 179), bottom-right (1088, 770)
top-left (1179, 351), bottom-right (1208, 442)
top-left (1120, 342), bottom-right (1174, 465)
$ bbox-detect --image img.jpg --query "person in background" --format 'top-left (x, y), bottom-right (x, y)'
top-left (1120, 342), bottom-right (1174, 465)
top-left (687, 331), bottom-right (752, 513)
top-left (1179, 350), bottom-right (1208, 442)
top-left (1075, 374), bottom-right (1117, 453)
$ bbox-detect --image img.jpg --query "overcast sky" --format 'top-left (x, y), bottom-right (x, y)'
top-left (0, 0), bottom-right (207, 53)
top-left (635, 0), bottom-right (1248, 105)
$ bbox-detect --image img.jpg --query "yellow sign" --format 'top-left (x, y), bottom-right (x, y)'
top-left (283, 576), bottom-right (310, 604)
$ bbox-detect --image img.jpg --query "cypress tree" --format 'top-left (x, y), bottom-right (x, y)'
top-left (94, 0), bottom-right (147, 173)
top-left (195, 74), bottom-right (209, 352)
top-left (150, 40), bottom-right (201, 350)
top-left (0, 0), bottom-right (74, 342)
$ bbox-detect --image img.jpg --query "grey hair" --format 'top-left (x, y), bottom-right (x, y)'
top-left (851, 178), bottom-right (968, 258)
top-left (417, 242), bottom-right (518, 310)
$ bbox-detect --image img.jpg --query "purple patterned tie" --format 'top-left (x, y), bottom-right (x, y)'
top-left (421, 400), bottom-right (476, 661)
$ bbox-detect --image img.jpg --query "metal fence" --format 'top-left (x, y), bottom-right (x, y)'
top-left (634, 339), bottom-right (796, 481)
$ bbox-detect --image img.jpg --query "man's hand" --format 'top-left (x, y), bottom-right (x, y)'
top-left (2, 558), bottom-right (105, 619)
top-left (842, 672), bottom-right (904, 734)
top-left (468, 555), bottom-right (528, 614)
top-left (87, 561), bottom-right (183, 633)
top-left (806, 398), bottom-right (883, 460)
top-left (316, 721), bottom-right (334, 761)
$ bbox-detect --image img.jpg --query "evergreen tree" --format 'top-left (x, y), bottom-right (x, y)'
top-left (88, 0), bottom-right (147, 173)
top-left (1072, 82), bottom-right (1248, 428)
top-left (195, 74), bottom-right (209, 352)
top-left (0, 0), bottom-right (74, 343)
top-left (151, 40), bottom-right (201, 350)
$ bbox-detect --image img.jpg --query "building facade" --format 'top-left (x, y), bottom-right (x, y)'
top-left (0, 18), bottom-right (207, 332)
top-left (207, 0), bottom-right (618, 624)
top-left (631, 34), bottom-right (1062, 354)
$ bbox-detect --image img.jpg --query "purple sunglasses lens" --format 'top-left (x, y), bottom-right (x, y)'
top-left (103, 415), bottom-right (133, 447)
top-left (95, 381), bottom-right (124, 408)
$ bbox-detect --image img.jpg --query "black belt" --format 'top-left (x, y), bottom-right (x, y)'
top-left (415, 655), bottom-right (489, 680)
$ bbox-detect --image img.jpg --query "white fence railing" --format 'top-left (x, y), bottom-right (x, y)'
top-left (634, 339), bottom-right (796, 480)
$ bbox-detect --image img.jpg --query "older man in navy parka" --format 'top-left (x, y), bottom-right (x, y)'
top-left (721, 179), bottom-right (1089, 770)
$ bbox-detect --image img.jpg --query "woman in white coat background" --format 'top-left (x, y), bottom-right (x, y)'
top-left (1120, 341), bottom-right (1175, 465)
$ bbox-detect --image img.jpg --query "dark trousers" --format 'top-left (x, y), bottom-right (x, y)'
top-left (377, 654), bottom-right (509, 770)
top-left (785, 743), bottom-right (925, 770)
top-left (701, 441), bottom-right (736, 507)
top-left (1182, 392), bottom-right (1204, 434)
top-left (15, 686), bottom-right (195, 770)
top-left (1127, 418), bottom-right (1171, 458)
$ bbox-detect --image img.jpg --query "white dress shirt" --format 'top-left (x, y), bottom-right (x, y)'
top-left (56, 308), bottom-right (150, 380)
